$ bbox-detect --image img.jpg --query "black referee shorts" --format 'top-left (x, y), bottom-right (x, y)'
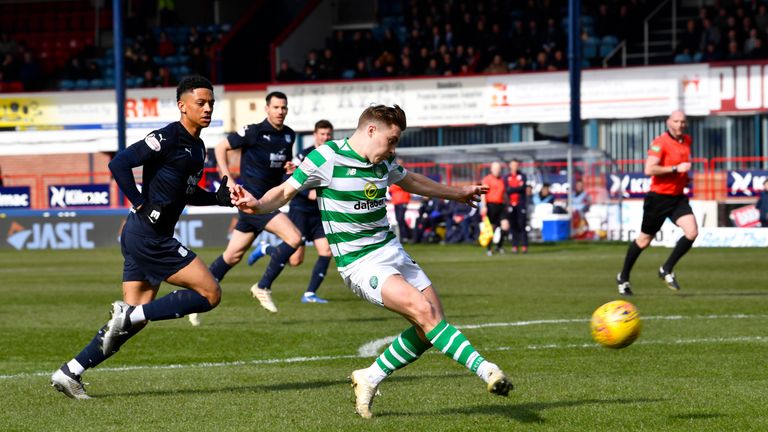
top-left (486, 203), bottom-right (506, 226)
top-left (640, 192), bottom-right (693, 235)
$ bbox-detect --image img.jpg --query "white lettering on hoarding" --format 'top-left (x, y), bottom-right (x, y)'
top-left (7, 222), bottom-right (95, 250)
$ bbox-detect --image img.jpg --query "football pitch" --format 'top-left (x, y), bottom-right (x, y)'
top-left (1, 243), bottom-right (766, 431)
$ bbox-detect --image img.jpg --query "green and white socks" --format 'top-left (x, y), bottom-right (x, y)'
top-left (362, 320), bottom-right (498, 385)
top-left (426, 320), bottom-right (498, 383)
top-left (364, 326), bottom-right (431, 385)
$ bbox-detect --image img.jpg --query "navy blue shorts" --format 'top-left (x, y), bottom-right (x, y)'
top-left (234, 210), bottom-right (280, 234)
top-left (289, 208), bottom-right (325, 241)
top-left (121, 229), bottom-right (196, 286)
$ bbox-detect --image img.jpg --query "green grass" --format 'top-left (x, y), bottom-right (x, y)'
top-left (1, 243), bottom-right (766, 431)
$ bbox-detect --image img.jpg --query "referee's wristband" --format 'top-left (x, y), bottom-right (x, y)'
top-left (671, 165), bottom-right (678, 173)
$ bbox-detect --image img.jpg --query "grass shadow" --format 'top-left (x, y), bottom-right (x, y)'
top-left (378, 397), bottom-right (665, 423)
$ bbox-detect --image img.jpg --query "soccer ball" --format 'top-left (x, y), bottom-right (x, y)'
top-left (590, 300), bottom-right (642, 349)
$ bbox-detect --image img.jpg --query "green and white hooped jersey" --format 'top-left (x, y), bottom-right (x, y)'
top-left (287, 139), bottom-right (406, 269)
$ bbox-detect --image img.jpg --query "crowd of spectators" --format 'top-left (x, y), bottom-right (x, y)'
top-left (0, 33), bottom-right (43, 92)
top-left (0, 16), bottom-right (226, 92)
top-left (277, 0), bottom-right (649, 83)
top-left (675, 0), bottom-right (768, 63)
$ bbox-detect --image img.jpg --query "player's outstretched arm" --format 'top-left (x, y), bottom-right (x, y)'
top-left (215, 138), bottom-right (236, 187)
top-left (397, 172), bottom-right (488, 207)
top-left (231, 182), bottom-right (299, 214)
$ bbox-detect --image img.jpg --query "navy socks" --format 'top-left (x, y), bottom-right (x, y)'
top-left (209, 255), bottom-right (232, 282)
top-left (306, 255), bottom-right (331, 293)
top-left (257, 242), bottom-right (297, 289)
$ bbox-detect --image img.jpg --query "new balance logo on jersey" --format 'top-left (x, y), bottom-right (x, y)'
top-left (353, 198), bottom-right (385, 210)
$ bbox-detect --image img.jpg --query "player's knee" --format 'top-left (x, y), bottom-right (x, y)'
top-left (685, 227), bottom-right (698, 240)
top-left (225, 250), bottom-right (244, 265)
top-left (411, 299), bottom-right (440, 328)
top-left (204, 285), bottom-right (222, 308)
top-left (635, 236), bottom-right (652, 249)
top-left (286, 233), bottom-right (302, 248)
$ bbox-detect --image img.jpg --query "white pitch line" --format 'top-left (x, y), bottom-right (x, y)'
top-left (2, 314), bottom-right (766, 381)
top-left (357, 314), bottom-right (768, 356)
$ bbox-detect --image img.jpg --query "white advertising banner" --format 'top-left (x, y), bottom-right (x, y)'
top-left (269, 76), bottom-right (487, 131)
top-left (4, 61), bottom-right (768, 154)
top-left (485, 64), bottom-right (711, 124)
top-left (0, 86), bottom-right (227, 155)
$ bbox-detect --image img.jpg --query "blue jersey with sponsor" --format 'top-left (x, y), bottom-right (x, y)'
top-left (111, 121), bottom-right (211, 237)
top-left (227, 119), bottom-right (295, 198)
top-left (289, 146), bottom-right (321, 214)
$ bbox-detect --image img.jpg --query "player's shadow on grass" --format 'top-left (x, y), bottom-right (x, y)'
top-left (102, 377), bottom-right (349, 397)
top-left (379, 397), bottom-right (663, 423)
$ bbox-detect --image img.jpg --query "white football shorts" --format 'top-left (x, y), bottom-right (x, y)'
top-left (338, 242), bottom-right (432, 307)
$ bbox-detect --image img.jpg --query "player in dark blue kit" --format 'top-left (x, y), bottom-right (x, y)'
top-left (50, 76), bottom-right (233, 399)
top-left (248, 119), bottom-right (334, 304)
top-left (207, 92), bottom-right (302, 314)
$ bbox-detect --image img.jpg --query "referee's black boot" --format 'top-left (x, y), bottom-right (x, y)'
top-left (658, 267), bottom-right (681, 291)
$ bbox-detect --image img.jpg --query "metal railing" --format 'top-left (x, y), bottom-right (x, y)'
top-left (643, 0), bottom-right (677, 65)
top-left (602, 40), bottom-right (626, 68)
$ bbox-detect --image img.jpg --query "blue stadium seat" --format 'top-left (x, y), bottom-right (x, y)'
top-left (599, 36), bottom-right (619, 57)
top-left (104, 78), bottom-right (114, 88)
top-left (103, 67), bottom-right (115, 78)
top-left (674, 53), bottom-right (693, 63)
top-left (220, 23), bottom-right (231, 33)
top-left (582, 37), bottom-right (600, 59)
top-left (153, 55), bottom-right (165, 66)
top-left (89, 79), bottom-right (105, 89)
top-left (58, 79), bottom-right (75, 91)
top-left (341, 69), bottom-right (355, 80)
top-left (693, 52), bottom-right (703, 62)
top-left (74, 79), bottom-right (90, 90)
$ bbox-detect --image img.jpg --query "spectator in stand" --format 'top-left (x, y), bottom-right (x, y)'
top-left (19, 51), bottom-right (41, 91)
top-left (756, 179), bottom-right (768, 227)
top-left (353, 59), bottom-right (369, 79)
top-left (743, 28), bottom-right (760, 54)
top-left (157, 31), bottom-right (176, 58)
top-left (551, 50), bottom-right (566, 70)
top-left (444, 201), bottom-right (480, 244)
top-left (62, 56), bottom-right (84, 81)
top-left (595, 3), bottom-right (616, 39)
top-left (511, 56), bottom-right (531, 72)
top-left (303, 64), bottom-right (318, 81)
top-left (142, 69), bottom-right (159, 87)
top-left (747, 38), bottom-right (768, 59)
top-left (484, 54), bottom-right (509, 74)
top-left (318, 48), bottom-right (339, 80)
top-left (755, 4), bottom-right (768, 31)
top-left (571, 180), bottom-right (590, 215)
top-left (305, 50), bottom-right (320, 72)
top-left (699, 19), bottom-right (721, 53)
top-left (680, 20), bottom-right (701, 55)
top-left (399, 57), bottom-right (414, 77)
top-left (0, 33), bottom-right (19, 57)
top-left (84, 60), bottom-right (101, 80)
top-left (157, 66), bottom-right (174, 87)
top-left (533, 183), bottom-right (555, 206)
top-left (276, 60), bottom-right (300, 82)
top-left (533, 51), bottom-right (551, 71)
top-left (188, 45), bottom-right (208, 77)
top-left (701, 42), bottom-right (722, 62)
top-left (440, 52), bottom-right (456, 75)
top-left (424, 57), bottom-right (441, 76)
top-left (725, 40), bottom-right (743, 60)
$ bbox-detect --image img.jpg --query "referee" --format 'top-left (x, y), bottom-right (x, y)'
top-left (617, 110), bottom-right (698, 295)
